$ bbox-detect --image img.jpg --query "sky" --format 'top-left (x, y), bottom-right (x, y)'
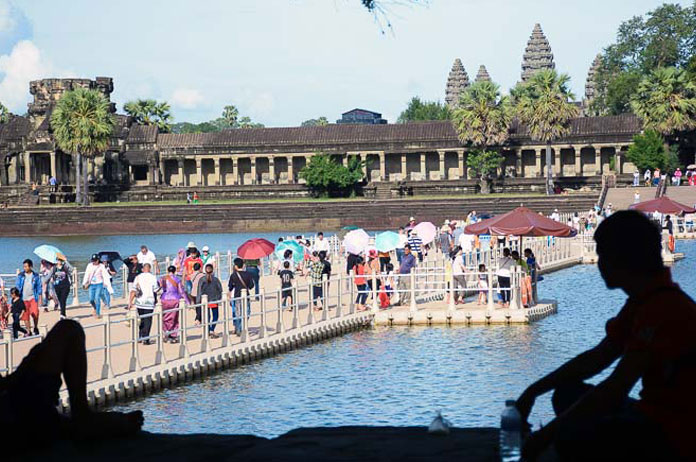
top-left (0, 0), bottom-right (688, 126)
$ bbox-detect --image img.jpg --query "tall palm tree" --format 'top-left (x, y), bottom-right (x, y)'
top-left (51, 88), bottom-right (113, 206)
top-left (631, 67), bottom-right (696, 137)
top-left (514, 70), bottom-right (579, 195)
top-left (222, 105), bottom-right (239, 127)
top-left (452, 80), bottom-right (511, 193)
top-left (124, 99), bottom-right (172, 132)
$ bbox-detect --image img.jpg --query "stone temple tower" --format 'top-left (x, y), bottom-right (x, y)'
top-left (521, 23), bottom-right (555, 82)
top-left (445, 58), bottom-right (470, 108)
top-left (585, 54), bottom-right (602, 104)
top-left (475, 65), bottom-right (491, 83)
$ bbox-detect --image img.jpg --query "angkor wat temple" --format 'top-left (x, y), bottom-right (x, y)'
top-left (0, 24), bottom-right (640, 201)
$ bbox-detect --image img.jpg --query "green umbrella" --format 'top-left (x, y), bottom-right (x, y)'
top-left (275, 240), bottom-right (305, 264)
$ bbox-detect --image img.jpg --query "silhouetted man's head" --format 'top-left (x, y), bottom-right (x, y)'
top-left (594, 210), bottom-right (662, 289)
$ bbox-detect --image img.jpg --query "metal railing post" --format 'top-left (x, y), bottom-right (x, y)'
top-left (179, 297), bottom-right (190, 358)
top-left (336, 272), bottom-right (343, 318)
top-left (4, 329), bottom-right (13, 374)
top-left (102, 314), bottom-right (113, 379)
top-left (448, 268), bottom-right (455, 314)
top-left (258, 292), bottom-right (267, 339)
top-left (291, 287), bottom-right (299, 329)
top-left (220, 298), bottom-right (230, 347)
top-left (122, 265), bottom-right (128, 299)
top-left (322, 279), bottom-right (329, 321)
top-left (275, 289), bottom-right (284, 334)
top-left (215, 252), bottom-right (222, 280)
top-left (201, 295), bottom-right (210, 352)
top-left (487, 269), bottom-right (494, 311)
top-left (370, 271), bottom-right (379, 314)
top-left (240, 296), bottom-right (249, 343)
top-left (306, 285), bottom-right (315, 325)
top-left (154, 301), bottom-right (164, 364)
top-left (349, 271), bottom-right (356, 315)
top-left (409, 270), bottom-right (417, 313)
top-left (72, 267), bottom-right (80, 306)
top-left (129, 309), bottom-right (142, 372)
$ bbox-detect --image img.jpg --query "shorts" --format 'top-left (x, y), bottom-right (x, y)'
top-left (281, 288), bottom-right (292, 299)
top-left (21, 299), bottom-right (39, 322)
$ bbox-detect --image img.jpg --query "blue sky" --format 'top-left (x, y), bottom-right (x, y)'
top-left (0, 0), bottom-right (687, 126)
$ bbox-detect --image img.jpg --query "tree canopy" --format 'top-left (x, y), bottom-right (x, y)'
top-left (626, 130), bottom-right (679, 172)
top-left (592, 2), bottom-right (696, 115)
top-left (299, 154), bottom-right (364, 197)
top-left (171, 105), bottom-right (264, 134)
top-left (0, 102), bottom-right (9, 123)
top-left (301, 117), bottom-right (329, 127)
top-left (397, 97), bottom-right (451, 123)
top-left (124, 99), bottom-right (172, 133)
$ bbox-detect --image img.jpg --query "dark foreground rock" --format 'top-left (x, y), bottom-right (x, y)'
top-left (29, 426), bottom-right (501, 461)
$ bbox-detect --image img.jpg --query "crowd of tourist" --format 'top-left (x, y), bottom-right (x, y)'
top-left (637, 167), bottom-right (696, 187)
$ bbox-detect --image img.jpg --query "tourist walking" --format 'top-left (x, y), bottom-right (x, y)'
top-left (496, 248), bottom-right (514, 307)
top-left (244, 258), bottom-right (261, 300)
top-left (632, 170), bottom-right (640, 186)
top-left (197, 264), bottom-right (223, 337)
top-left (129, 263), bottom-right (159, 345)
top-left (124, 255), bottom-right (143, 296)
top-left (39, 260), bottom-right (56, 313)
top-left (308, 253), bottom-right (326, 310)
top-left (477, 263), bottom-right (488, 305)
top-left (312, 232), bottom-right (331, 258)
top-left (396, 227), bottom-right (408, 263)
top-left (49, 257), bottom-right (73, 319)
top-left (352, 256), bottom-right (368, 311)
top-left (9, 288), bottom-right (28, 339)
top-left (643, 168), bottom-right (651, 186)
top-left (524, 248), bottom-right (541, 303)
top-left (200, 245), bottom-right (215, 268)
top-left (16, 258), bottom-right (41, 335)
top-left (190, 263), bottom-right (204, 323)
top-left (278, 261), bottom-right (294, 309)
top-left (228, 258), bottom-right (255, 335)
top-left (407, 230), bottom-right (423, 262)
top-left (366, 249), bottom-right (381, 304)
top-left (451, 246), bottom-right (467, 304)
top-left (439, 220), bottom-right (453, 255)
top-left (675, 167), bottom-right (682, 186)
top-left (137, 245), bottom-right (158, 275)
top-left (396, 244), bottom-right (416, 306)
top-left (99, 255), bottom-right (116, 309)
top-left (82, 254), bottom-right (110, 318)
top-left (182, 249), bottom-right (203, 295)
top-left (159, 265), bottom-right (185, 343)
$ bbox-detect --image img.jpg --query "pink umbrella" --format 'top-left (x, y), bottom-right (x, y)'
top-left (412, 221), bottom-right (437, 244)
top-left (343, 229), bottom-right (370, 255)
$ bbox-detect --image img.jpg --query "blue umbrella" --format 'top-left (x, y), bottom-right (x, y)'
top-left (275, 240), bottom-right (305, 264)
top-left (375, 231), bottom-right (400, 252)
top-left (33, 244), bottom-right (67, 264)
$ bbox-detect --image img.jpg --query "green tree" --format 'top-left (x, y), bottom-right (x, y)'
top-left (466, 150), bottom-right (505, 187)
top-left (301, 117), bottom-right (330, 126)
top-left (51, 88), bottom-right (114, 205)
top-left (631, 67), bottom-right (696, 137)
top-left (452, 81), bottom-right (510, 193)
top-left (626, 130), bottom-right (682, 172)
top-left (237, 116), bottom-right (264, 129)
top-left (124, 99), bottom-right (172, 132)
top-left (591, 71), bottom-right (642, 115)
top-left (222, 105), bottom-right (239, 127)
top-left (397, 97), bottom-right (451, 123)
top-left (299, 154), bottom-right (364, 197)
top-left (592, 3), bottom-right (696, 114)
top-left (0, 102), bottom-right (10, 123)
top-left (514, 69), bottom-right (579, 195)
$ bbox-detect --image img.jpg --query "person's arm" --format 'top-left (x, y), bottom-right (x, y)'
top-left (82, 266), bottom-right (90, 288)
top-left (522, 348), bottom-right (646, 460)
top-left (516, 337), bottom-right (621, 421)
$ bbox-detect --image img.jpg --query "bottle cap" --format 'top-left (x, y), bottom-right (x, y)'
top-left (505, 400), bottom-right (516, 407)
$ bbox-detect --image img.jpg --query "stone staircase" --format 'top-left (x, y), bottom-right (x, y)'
top-left (373, 182), bottom-right (393, 200)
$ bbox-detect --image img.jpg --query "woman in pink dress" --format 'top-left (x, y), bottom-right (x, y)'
top-left (159, 265), bottom-right (185, 343)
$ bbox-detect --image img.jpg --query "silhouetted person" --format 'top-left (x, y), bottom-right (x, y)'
top-left (517, 211), bottom-right (694, 461)
top-left (0, 320), bottom-right (143, 450)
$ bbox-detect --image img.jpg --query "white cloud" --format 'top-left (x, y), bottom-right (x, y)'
top-left (0, 1), bottom-right (16, 34)
top-left (170, 87), bottom-right (204, 109)
top-left (0, 40), bottom-right (52, 111)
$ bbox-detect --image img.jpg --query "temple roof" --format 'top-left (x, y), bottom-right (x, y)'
top-left (474, 65), bottom-right (491, 83)
top-left (126, 124), bottom-right (158, 144)
top-left (0, 115), bottom-right (31, 144)
top-left (521, 23), bottom-right (555, 82)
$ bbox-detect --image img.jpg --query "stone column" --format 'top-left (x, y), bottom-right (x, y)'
top-left (400, 153), bottom-right (407, 180)
top-left (535, 149), bottom-right (542, 177)
top-left (177, 159), bottom-right (185, 186)
top-left (379, 153), bottom-right (386, 182)
top-left (214, 158), bottom-right (221, 186)
top-left (615, 146), bottom-right (623, 174)
top-left (50, 152), bottom-right (57, 180)
top-left (594, 147), bottom-right (601, 175)
top-left (457, 150), bottom-right (465, 179)
top-left (554, 146), bottom-right (561, 177)
top-left (287, 156), bottom-right (294, 183)
top-left (420, 153), bottom-right (426, 180)
top-left (438, 150), bottom-right (445, 180)
top-left (360, 154), bottom-right (367, 179)
top-left (574, 147), bottom-right (581, 177)
top-left (150, 164), bottom-right (158, 185)
top-left (195, 158), bottom-right (203, 186)
top-left (269, 157), bottom-right (275, 184)
top-left (515, 149), bottom-right (523, 177)
top-left (342, 155), bottom-right (348, 167)
top-left (158, 158), bottom-right (165, 185)
top-left (24, 151), bottom-right (31, 183)
top-left (250, 157), bottom-right (257, 185)
top-left (232, 157), bottom-right (238, 185)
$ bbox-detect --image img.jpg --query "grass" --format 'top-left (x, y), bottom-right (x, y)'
top-left (34, 192), bottom-right (554, 208)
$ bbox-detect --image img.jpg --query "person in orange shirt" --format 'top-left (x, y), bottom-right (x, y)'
top-left (517, 210), bottom-right (695, 461)
top-left (182, 249), bottom-right (203, 295)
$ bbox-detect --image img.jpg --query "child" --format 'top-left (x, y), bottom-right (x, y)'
top-left (278, 261), bottom-right (294, 310)
top-left (477, 263), bottom-right (488, 305)
top-left (9, 287), bottom-right (29, 339)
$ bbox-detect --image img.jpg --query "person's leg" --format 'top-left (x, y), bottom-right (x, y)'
top-left (208, 306), bottom-right (218, 333)
top-left (88, 284), bottom-right (97, 310)
top-left (94, 283), bottom-right (103, 316)
top-left (231, 300), bottom-right (240, 333)
top-left (56, 285), bottom-right (69, 318)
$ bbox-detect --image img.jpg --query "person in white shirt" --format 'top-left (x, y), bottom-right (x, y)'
top-left (458, 232), bottom-right (475, 254)
top-left (396, 227), bottom-right (408, 263)
top-left (312, 232), bottom-right (331, 256)
top-left (451, 246), bottom-right (467, 304)
top-left (81, 254), bottom-right (112, 318)
top-left (129, 263), bottom-right (159, 345)
top-left (496, 248), bottom-right (514, 307)
top-left (137, 245), bottom-right (158, 275)
top-left (634, 191), bottom-right (641, 204)
top-left (550, 209), bottom-right (560, 222)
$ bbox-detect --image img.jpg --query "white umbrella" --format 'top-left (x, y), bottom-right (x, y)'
top-left (343, 229), bottom-right (370, 255)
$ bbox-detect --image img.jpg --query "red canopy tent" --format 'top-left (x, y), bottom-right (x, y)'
top-left (237, 238), bottom-right (276, 259)
top-left (464, 206), bottom-right (577, 237)
top-left (628, 196), bottom-right (696, 215)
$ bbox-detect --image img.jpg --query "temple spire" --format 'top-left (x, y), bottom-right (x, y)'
top-left (521, 23), bottom-right (555, 82)
top-left (445, 58), bottom-right (470, 108)
top-left (475, 65), bottom-right (491, 83)
top-left (585, 54), bottom-right (602, 103)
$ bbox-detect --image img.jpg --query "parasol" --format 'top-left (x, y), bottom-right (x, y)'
top-left (237, 238), bottom-right (276, 259)
top-left (629, 196), bottom-right (696, 215)
top-left (343, 229), bottom-right (370, 255)
top-left (33, 245), bottom-right (67, 264)
top-left (412, 222), bottom-right (437, 244)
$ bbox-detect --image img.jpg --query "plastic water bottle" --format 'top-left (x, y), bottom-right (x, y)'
top-left (500, 400), bottom-right (522, 462)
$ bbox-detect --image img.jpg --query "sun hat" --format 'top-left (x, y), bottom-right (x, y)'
top-left (368, 249), bottom-right (378, 257)
top-left (91, 254), bottom-right (100, 261)
top-left (202, 245), bottom-right (210, 252)
top-left (409, 216), bottom-right (415, 221)
top-left (100, 255), bottom-right (109, 263)
top-left (187, 241), bottom-right (196, 248)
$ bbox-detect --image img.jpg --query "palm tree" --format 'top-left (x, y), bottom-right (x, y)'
top-left (51, 88), bottom-right (113, 206)
top-left (631, 67), bottom-right (696, 137)
top-left (0, 102), bottom-right (10, 123)
top-left (514, 70), bottom-right (579, 195)
top-left (222, 105), bottom-right (239, 127)
top-left (452, 80), bottom-right (511, 193)
top-left (124, 99), bottom-right (172, 132)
